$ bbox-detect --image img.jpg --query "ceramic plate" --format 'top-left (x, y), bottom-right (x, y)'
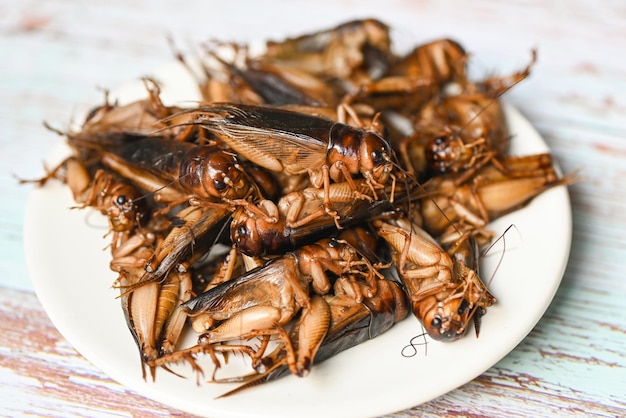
top-left (24, 59), bottom-right (572, 418)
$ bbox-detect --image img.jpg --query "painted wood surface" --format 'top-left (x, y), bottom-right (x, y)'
top-left (1, 1), bottom-right (625, 417)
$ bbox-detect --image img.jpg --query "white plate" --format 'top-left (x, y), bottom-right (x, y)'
top-left (24, 60), bottom-right (572, 418)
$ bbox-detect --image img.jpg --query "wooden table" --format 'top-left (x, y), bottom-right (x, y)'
top-left (2, 1), bottom-right (624, 417)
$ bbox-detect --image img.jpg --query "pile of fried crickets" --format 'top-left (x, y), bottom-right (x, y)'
top-left (32, 19), bottom-right (575, 394)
